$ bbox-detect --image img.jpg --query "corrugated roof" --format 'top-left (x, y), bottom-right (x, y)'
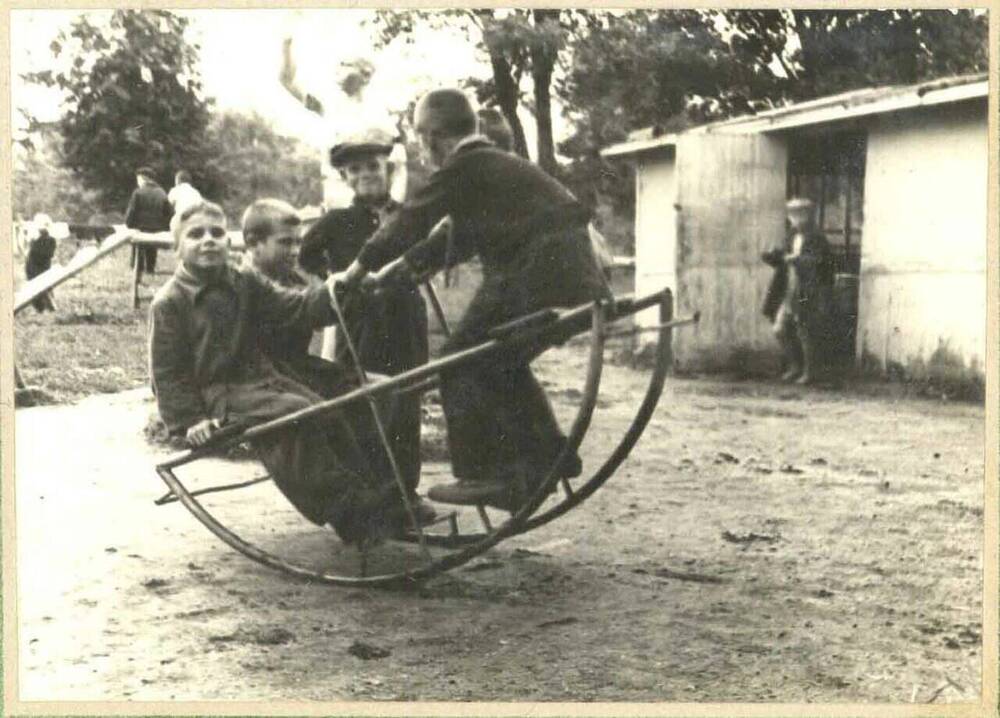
top-left (602, 73), bottom-right (987, 158)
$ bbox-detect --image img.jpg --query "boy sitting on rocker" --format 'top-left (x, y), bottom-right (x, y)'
top-left (240, 198), bottom-right (434, 526)
top-left (149, 200), bottom-right (404, 546)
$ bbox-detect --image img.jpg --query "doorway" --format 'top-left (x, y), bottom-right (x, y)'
top-left (787, 130), bottom-right (867, 362)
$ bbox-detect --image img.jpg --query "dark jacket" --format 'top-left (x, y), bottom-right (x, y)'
top-left (301, 198), bottom-right (428, 375)
top-left (355, 136), bottom-right (592, 278)
top-left (762, 228), bottom-right (834, 322)
top-left (149, 263), bottom-right (337, 434)
top-left (240, 256), bottom-right (357, 399)
top-left (25, 230), bottom-right (56, 279)
top-left (125, 182), bottom-right (172, 233)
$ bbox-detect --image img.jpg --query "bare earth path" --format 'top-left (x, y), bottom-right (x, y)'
top-left (14, 346), bottom-right (984, 704)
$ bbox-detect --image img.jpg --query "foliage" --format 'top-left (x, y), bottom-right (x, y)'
top-left (556, 9), bottom-right (988, 228)
top-left (198, 111), bottom-right (323, 221)
top-left (723, 9), bottom-right (989, 102)
top-left (22, 10), bottom-right (213, 213)
top-left (13, 126), bottom-right (106, 223)
top-left (372, 9), bottom-right (600, 174)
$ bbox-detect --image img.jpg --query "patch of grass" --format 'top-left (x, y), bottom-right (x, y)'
top-left (14, 241), bottom-right (174, 404)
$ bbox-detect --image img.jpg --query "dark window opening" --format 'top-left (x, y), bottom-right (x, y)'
top-left (787, 131), bottom-right (867, 275)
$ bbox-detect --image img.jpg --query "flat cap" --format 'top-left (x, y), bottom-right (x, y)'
top-left (329, 128), bottom-right (395, 167)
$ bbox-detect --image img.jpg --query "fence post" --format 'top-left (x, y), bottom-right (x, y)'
top-left (132, 246), bottom-right (142, 309)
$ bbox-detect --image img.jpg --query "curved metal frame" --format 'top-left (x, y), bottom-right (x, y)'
top-left (154, 289), bottom-right (682, 587)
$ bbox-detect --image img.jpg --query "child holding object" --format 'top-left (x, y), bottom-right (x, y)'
top-left (148, 200), bottom-right (403, 546)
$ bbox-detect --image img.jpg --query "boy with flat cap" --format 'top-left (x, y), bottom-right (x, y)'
top-left (299, 130), bottom-right (430, 517)
top-left (337, 88), bottom-right (610, 512)
top-left (149, 200), bottom-right (405, 546)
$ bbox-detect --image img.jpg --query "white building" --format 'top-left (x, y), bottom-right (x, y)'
top-left (603, 74), bottom-right (988, 388)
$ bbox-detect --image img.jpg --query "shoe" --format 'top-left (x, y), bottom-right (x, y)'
top-left (401, 494), bottom-right (437, 528)
top-left (327, 485), bottom-right (393, 548)
top-left (428, 480), bottom-right (508, 506)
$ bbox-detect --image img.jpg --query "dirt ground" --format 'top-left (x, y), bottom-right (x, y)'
top-left (13, 345), bottom-right (984, 705)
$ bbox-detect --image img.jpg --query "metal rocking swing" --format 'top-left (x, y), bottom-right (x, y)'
top-left (152, 285), bottom-right (697, 588)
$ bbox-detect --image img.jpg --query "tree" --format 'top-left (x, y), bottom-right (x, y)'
top-left (199, 111), bottom-right (323, 221)
top-left (556, 9), bottom-right (987, 232)
top-left (722, 9), bottom-right (988, 102)
top-left (13, 124), bottom-right (104, 223)
top-left (23, 10), bottom-right (213, 212)
top-left (372, 9), bottom-right (600, 174)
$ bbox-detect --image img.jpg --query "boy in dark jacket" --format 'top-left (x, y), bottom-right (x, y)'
top-left (299, 130), bottom-right (429, 508)
top-left (242, 198), bottom-right (434, 527)
top-left (149, 200), bottom-right (402, 546)
top-left (761, 197), bottom-right (835, 384)
top-left (25, 218), bottom-right (57, 312)
top-left (337, 89), bottom-right (610, 512)
top-left (125, 167), bottom-right (172, 274)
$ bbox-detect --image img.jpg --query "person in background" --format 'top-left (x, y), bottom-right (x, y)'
top-left (25, 213), bottom-right (57, 312)
top-left (168, 170), bottom-right (203, 216)
top-left (299, 130), bottom-right (431, 520)
top-left (125, 166), bottom-right (172, 275)
top-left (761, 197), bottom-right (835, 385)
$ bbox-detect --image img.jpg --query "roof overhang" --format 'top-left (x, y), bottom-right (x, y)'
top-left (600, 75), bottom-right (987, 159)
top-left (699, 79), bottom-right (987, 135)
top-left (601, 134), bottom-right (677, 159)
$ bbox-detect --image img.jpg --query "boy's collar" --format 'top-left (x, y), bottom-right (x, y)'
top-left (448, 134), bottom-right (492, 160)
top-left (351, 194), bottom-right (398, 213)
top-left (173, 261), bottom-right (236, 301)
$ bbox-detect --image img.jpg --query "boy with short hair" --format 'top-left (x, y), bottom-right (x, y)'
top-left (240, 198), bottom-right (434, 525)
top-left (300, 131), bottom-right (429, 506)
top-left (338, 88), bottom-right (610, 512)
top-left (149, 200), bottom-right (400, 546)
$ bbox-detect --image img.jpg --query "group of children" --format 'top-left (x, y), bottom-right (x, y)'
top-left (149, 87), bottom-right (611, 547)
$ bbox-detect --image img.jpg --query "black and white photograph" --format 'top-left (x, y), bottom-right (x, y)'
top-left (5, 6), bottom-right (995, 713)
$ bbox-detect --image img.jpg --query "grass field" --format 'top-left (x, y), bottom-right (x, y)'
top-left (12, 241), bottom-right (492, 405)
top-left (14, 241), bottom-right (160, 403)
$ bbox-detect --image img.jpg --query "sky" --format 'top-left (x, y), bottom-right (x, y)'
top-left (10, 9), bottom-right (554, 157)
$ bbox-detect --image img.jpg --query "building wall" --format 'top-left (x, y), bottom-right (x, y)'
top-left (857, 101), bottom-right (987, 385)
top-left (672, 133), bottom-right (788, 372)
top-left (634, 150), bottom-right (678, 340)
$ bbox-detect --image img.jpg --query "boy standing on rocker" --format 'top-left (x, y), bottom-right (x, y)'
top-left (337, 88), bottom-right (610, 513)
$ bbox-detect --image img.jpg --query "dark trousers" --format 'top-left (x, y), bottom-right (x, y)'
top-left (337, 288), bottom-right (428, 495)
top-left (440, 225), bottom-right (609, 484)
top-left (131, 245), bottom-right (158, 273)
top-left (25, 259), bottom-right (55, 312)
top-left (279, 354), bottom-right (408, 496)
top-left (217, 373), bottom-right (378, 526)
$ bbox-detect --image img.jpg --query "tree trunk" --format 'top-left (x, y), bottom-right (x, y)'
top-left (488, 51), bottom-right (530, 159)
top-left (530, 9), bottom-right (560, 174)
